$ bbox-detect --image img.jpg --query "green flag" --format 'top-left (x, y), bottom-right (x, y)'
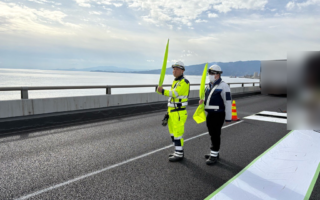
top-left (158, 39), bottom-right (169, 87)
top-left (193, 63), bottom-right (208, 124)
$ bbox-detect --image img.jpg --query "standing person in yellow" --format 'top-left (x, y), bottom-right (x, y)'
top-left (157, 61), bottom-right (190, 162)
top-left (199, 64), bottom-right (232, 165)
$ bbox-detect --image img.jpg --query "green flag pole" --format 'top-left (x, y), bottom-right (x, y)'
top-left (158, 39), bottom-right (169, 87)
top-left (199, 63), bottom-right (208, 100)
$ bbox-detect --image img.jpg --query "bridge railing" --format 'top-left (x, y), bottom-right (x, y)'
top-left (0, 82), bottom-right (259, 99)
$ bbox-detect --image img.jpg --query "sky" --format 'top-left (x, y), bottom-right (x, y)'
top-left (0, 0), bottom-right (319, 70)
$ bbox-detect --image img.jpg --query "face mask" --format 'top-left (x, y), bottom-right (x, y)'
top-left (209, 75), bottom-right (216, 82)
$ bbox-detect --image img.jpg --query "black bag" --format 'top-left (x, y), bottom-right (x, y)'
top-left (162, 113), bottom-right (169, 126)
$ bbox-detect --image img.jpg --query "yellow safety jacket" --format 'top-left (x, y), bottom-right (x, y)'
top-left (162, 75), bottom-right (190, 112)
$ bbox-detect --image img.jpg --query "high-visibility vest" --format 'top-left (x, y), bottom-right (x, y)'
top-left (162, 75), bottom-right (190, 112)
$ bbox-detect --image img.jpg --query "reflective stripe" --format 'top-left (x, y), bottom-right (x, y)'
top-left (175, 146), bottom-right (183, 151)
top-left (210, 151), bottom-right (219, 157)
top-left (168, 102), bottom-right (188, 107)
top-left (205, 105), bottom-right (219, 110)
top-left (205, 84), bottom-right (219, 110)
top-left (173, 153), bottom-right (183, 157)
top-left (169, 91), bottom-right (173, 97)
top-left (174, 136), bottom-right (183, 140)
top-left (174, 151), bottom-right (184, 155)
top-left (177, 96), bottom-right (188, 99)
top-left (168, 96), bottom-right (188, 101)
top-left (173, 90), bottom-right (179, 97)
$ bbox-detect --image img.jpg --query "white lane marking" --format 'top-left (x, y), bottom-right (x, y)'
top-left (15, 121), bottom-right (243, 200)
top-left (244, 115), bottom-right (287, 124)
top-left (258, 111), bottom-right (287, 117)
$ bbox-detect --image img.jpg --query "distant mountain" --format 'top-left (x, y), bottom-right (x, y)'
top-left (133, 60), bottom-right (261, 76)
top-left (1, 61), bottom-right (261, 76)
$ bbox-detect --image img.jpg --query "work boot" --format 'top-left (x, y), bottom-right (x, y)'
top-left (168, 151), bottom-right (184, 162)
top-left (206, 156), bottom-right (218, 165)
top-left (169, 149), bottom-right (184, 157)
top-left (204, 154), bottom-right (219, 159)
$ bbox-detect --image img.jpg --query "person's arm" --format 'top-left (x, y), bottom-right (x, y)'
top-left (221, 83), bottom-right (232, 122)
top-left (163, 80), bottom-right (189, 98)
top-left (199, 86), bottom-right (207, 104)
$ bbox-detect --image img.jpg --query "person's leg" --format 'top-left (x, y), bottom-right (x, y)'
top-left (169, 110), bottom-right (188, 162)
top-left (205, 112), bottom-right (225, 165)
top-left (167, 112), bottom-right (174, 145)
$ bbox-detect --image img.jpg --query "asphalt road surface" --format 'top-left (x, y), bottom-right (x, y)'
top-left (0, 94), bottom-right (319, 200)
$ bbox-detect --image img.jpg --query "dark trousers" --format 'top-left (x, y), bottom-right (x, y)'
top-left (206, 112), bottom-right (226, 151)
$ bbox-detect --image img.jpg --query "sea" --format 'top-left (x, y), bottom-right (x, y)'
top-left (0, 68), bottom-right (259, 100)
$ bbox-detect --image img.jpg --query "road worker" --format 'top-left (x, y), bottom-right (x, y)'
top-left (199, 65), bottom-right (232, 165)
top-left (157, 61), bottom-right (190, 162)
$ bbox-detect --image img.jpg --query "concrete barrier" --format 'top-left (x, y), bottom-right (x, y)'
top-left (0, 87), bottom-right (260, 119)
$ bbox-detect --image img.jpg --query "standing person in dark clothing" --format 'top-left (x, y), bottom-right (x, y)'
top-left (199, 65), bottom-right (232, 165)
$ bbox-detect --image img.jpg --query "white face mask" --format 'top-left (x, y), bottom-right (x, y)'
top-left (209, 75), bottom-right (216, 82)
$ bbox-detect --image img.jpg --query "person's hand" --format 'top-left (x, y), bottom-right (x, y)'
top-left (157, 86), bottom-right (163, 93)
top-left (199, 99), bottom-right (204, 105)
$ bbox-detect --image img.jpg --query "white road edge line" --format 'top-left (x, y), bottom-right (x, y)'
top-left (16, 120), bottom-right (243, 200)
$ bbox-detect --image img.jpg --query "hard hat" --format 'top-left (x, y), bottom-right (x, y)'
top-left (208, 64), bottom-right (222, 74)
top-left (172, 61), bottom-right (185, 70)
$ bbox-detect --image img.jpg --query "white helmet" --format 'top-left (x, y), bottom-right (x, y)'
top-left (172, 61), bottom-right (185, 70)
top-left (208, 64), bottom-right (222, 74)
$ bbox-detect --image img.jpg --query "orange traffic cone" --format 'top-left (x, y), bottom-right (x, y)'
top-left (232, 100), bottom-right (240, 121)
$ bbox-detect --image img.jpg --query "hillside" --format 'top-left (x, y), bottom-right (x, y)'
top-left (132, 60), bottom-right (260, 76)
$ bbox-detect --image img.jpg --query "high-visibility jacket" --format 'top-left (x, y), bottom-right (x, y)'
top-left (204, 78), bottom-right (232, 122)
top-left (162, 75), bottom-right (190, 112)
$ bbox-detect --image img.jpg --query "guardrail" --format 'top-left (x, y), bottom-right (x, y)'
top-left (0, 82), bottom-right (259, 99)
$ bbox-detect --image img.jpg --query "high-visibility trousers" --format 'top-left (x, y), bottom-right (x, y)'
top-left (167, 108), bottom-right (188, 150)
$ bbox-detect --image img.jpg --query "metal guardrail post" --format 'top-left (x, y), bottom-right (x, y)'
top-left (242, 83), bottom-right (244, 87)
top-left (21, 88), bottom-right (28, 99)
top-left (253, 83), bottom-right (255, 86)
top-left (106, 87), bottom-right (111, 95)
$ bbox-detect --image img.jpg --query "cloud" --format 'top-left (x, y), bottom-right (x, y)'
top-left (1, 0), bottom-right (319, 70)
top-left (113, 3), bottom-right (123, 7)
top-left (286, 0), bottom-right (320, 10)
top-left (76, 0), bottom-right (124, 7)
top-left (213, 0), bottom-right (268, 13)
top-left (28, 0), bottom-right (62, 6)
top-left (90, 11), bottom-right (102, 15)
top-left (75, 0), bottom-right (91, 7)
top-left (28, 0), bottom-right (49, 4)
top-left (286, 1), bottom-right (295, 10)
top-left (0, 2), bottom-right (79, 34)
top-left (195, 19), bottom-right (208, 23)
top-left (296, 0), bottom-right (320, 8)
top-left (208, 12), bottom-right (218, 18)
top-left (71, 0), bottom-right (267, 28)
top-left (72, 0), bottom-right (268, 28)
top-left (188, 36), bottom-right (219, 43)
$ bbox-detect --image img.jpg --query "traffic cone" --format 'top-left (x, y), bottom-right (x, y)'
top-left (232, 100), bottom-right (240, 121)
